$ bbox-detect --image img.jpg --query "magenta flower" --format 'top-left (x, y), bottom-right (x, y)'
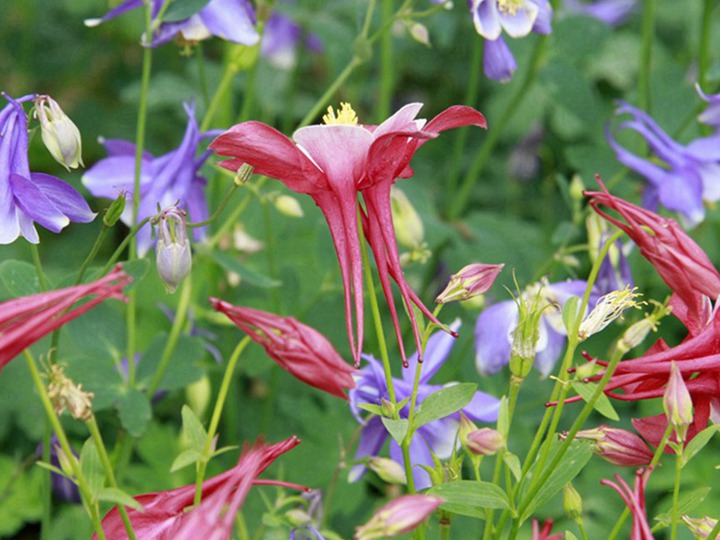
top-left (531, 519), bottom-right (563, 540)
top-left (355, 494), bottom-right (443, 539)
top-left (601, 468), bottom-right (655, 540)
top-left (211, 299), bottom-right (357, 399)
top-left (0, 266), bottom-right (131, 372)
top-left (575, 425), bottom-right (653, 467)
top-left (96, 436), bottom-right (305, 540)
top-left (1, 93), bottom-right (95, 244)
top-left (211, 103), bottom-right (486, 364)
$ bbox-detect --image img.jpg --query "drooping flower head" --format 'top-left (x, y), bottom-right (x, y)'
top-left (211, 102), bottom-right (486, 365)
top-left (85, 0), bottom-right (259, 48)
top-left (211, 299), bottom-right (357, 399)
top-left (601, 468), bottom-right (655, 540)
top-left (83, 103), bottom-right (215, 255)
top-left (350, 323), bottom-right (500, 489)
top-left (96, 436), bottom-right (306, 540)
top-left (606, 101), bottom-right (720, 227)
top-left (0, 266), bottom-right (131, 372)
top-left (0, 93), bottom-right (95, 244)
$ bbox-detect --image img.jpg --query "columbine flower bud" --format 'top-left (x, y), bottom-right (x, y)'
top-left (664, 361), bottom-right (693, 442)
top-left (103, 192), bottom-right (127, 227)
top-left (614, 300), bottom-right (671, 356)
top-left (681, 515), bottom-right (718, 539)
top-left (155, 207), bottom-right (192, 293)
top-left (578, 286), bottom-right (643, 341)
top-left (407, 22), bottom-right (430, 46)
top-left (575, 425), bottom-right (653, 467)
top-left (273, 194), bottom-right (304, 218)
top-left (367, 457), bottom-right (407, 485)
top-left (458, 412), bottom-right (478, 446)
top-left (34, 95), bottom-right (83, 170)
top-left (509, 285), bottom-right (545, 378)
top-left (46, 364), bottom-right (94, 421)
top-left (391, 187), bottom-right (425, 250)
top-left (465, 428), bottom-right (504, 456)
top-left (355, 495), bottom-right (443, 539)
top-left (563, 483), bottom-right (583, 522)
top-left (436, 263), bottom-right (504, 304)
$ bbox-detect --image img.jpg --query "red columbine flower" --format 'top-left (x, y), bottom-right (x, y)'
top-left (601, 468), bottom-right (655, 540)
top-left (575, 425), bottom-right (654, 467)
top-left (210, 103), bottom-right (486, 365)
top-left (96, 437), bottom-right (306, 540)
top-left (211, 299), bottom-right (356, 399)
top-left (585, 181), bottom-right (720, 332)
top-left (0, 266), bottom-right (131, 372)
top-left (531, 519), bottom-right (563, 540)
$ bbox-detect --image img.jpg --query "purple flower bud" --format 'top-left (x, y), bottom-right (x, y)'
top-left (436, 263), bottom-right (504, 304)
top-left (664, 362), bottom-right (693, 442)
top-left (575, 425), bottom-right (653, 466)
top-left (466, 428), bottom-right (504, 456)
top-left (155, 207), bottom-right (192, 293)
top-left (355, 495), bottom-right (443, 539)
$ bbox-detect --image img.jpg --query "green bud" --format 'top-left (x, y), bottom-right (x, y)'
top-left (103, 192), bottom-right (127, 227)
top-left (234, 163), bottom-right (255, 186)
top-left (563, 483), bottom-right (583, 522)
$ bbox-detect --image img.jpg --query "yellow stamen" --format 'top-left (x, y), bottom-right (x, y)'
top-left (322, 102), bottom-right (359, 125)
top-left (578, 286), bottom-right (645, 341)
top-left (498, 0), bottom-right (524, 16)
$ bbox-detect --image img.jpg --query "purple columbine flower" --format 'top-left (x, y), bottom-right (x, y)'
top-left (82, 103), bottom-right (216, 255)
top-left (606, 101), bottom-right (720, 227)
top-left (563, 0), bottom-right (637, 27)
top-left (261, 8), bottom-right (323, 70)
top-left (85, 0), bottom-right (259, 48)
top-left (469, 0), bottom-right (553, 82)
top-left (0, 93), bottom-right (95, 244)
top-left (474, 279), bottom-right (590, 377)
top-left (349, 322), bottom-right (500, 490)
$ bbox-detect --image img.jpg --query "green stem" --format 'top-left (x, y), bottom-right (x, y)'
top-left (40, 422), bottom-right (51, 540)
top-left (194, 337), bottom-right (251, 505)
top-left (670, 444), bottom-right (683, 540)
top-left (637, 0), bottom-right (655, 113)
top-left (262, 200), bottom-right (281, 312)
top-left (99, 217), bottom-right (152, 276)
top-left (75, 226), bottom-right (109, 285)
top-left (377, 0), bottom-right (394, 121)
top-left (146, 276), bottom-right (193, 397)
top-left (86, 416), bottom-right (137, 540)
top-left (707, 518), bottom-right (720, 540)
top-left (23, 351), bottom-right (107, 540)
top-left (196, 43), bottom-right (210, 108)
top-left (30, 243), bottom-right (49, 291)
top-left (201, 61), bottom-right (239, 132)
top-left (297, 58), bottom-right (363, 128)
top-left (447, 33), bottom-right (550, 220)
top-left (577, 521), bottom-right (590, 540)
top-left (187, 183), bottom-right (239, 228)
top-left (440, 521), bottom-right (451, 540)
top-left (207, 175), bottom-right (264, 249)
top-left (698, 0), bottom-right (714, 136)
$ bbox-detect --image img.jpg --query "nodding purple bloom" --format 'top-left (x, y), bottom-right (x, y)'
top-left (36, 435), bottom-right (81, 504)
top-left (607, 101), bottom-right (720, 227)
top-left (469, 0), bottom-right (553, 82)
top-left (696, 84), bottom-right (720, 129)
top-left (85, 0), bottom-right (259, 48)
top-left (0, 93), bottom-right (95, 244)
top-left (349, 322), bottom-right (500, 490)
top-left (83, 103), bottom-right (216, 256)
top-left (261, 9), bottom-right (323, 70)
top-left (563, 0), bottom-right (637, 27)
top-left (474, 279), bottom-right (590, 377)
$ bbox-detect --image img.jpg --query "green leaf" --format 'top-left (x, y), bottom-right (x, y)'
top-left (414, 383), bottom-right (477, 428)
top-left (427, 481), bottom-right (511, 519)
top-left (565, 532), bottom-right (580, 540)
top-left (655, 487), bottom-right (711, 525)
top-left (0, 260), bottom-right (41, 297)
top-left (181, 405), bottom-right (208, 452)
top-left (381, 417), bottom-right (409, 445)
top-left (137, 334), bottom-right (205, 392)
top-left (520, 441), bottom-right (594, 522)
top-left (97, 487), bottom-right (143, 511)
top-left (211, 251), bottom-right (281, 288)
top-left (562, 296), bottom-right (581, 335)
top-left (162, 0), bottom-right (212, 22)
top-left (570, 382), bottom-right (619, 421)
top-left (682, 424), bottom-right (720, 467)
top-left (80, 439), bottom-right (105, 500)
top-left (170, 449), bottom-right (203, 473)
top-left (117, 388), bottom-right (152, 438)
top-left (356, 403), bottom-right (384, 416)
top-left (504, 452), bottom-right (522, 482)
top-left (66, 302), bottom-right (125, 358)
top-left (0, 456), bottom-right (43, 537)
top-left (211, 445), bottom-right (239, 459)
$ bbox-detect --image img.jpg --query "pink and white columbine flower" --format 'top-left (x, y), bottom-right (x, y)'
top-left (210, 103), bottom-right (486, 365)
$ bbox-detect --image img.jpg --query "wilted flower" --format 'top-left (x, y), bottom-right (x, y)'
top-left (0, 92), bottom-right (95, 244)
top-left (563, 0), bottom-right (637, 26)
top-left (155, 207), bottom-right (192, 293)
top-left (436, 263), bottom-right (504, 304)
top-left (83, 103), bottom-right (215, 255)
top-left (354, 494), bottom-right (443, 540)
top-left (211, 102), bottom-right (486, 365)
top-left (0, 266), bottom-right (131, 372)
top-left (601, 468), bottom-right (655, 540)
top-left (46, 364), bottom-right (95, 421)
top-left (465, 428), bottom-right (504, 456)
top-left (605, 102), bottom-right (720, 227)
top-left (85, 0), bottom-right (259, 48)
top-left (575, 426), bottom-right (653, 466)
top-left (350, 322), bottom-right (500, 489)
top-left (211, 299), bottom-right (356, 399)
top-left (34, 95), bottom-right (83, 170)
top-left (96, 437), bottom-right (305, 540)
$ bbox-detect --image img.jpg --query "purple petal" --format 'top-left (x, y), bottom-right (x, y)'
top-left (463, 391), bottom-right (501, 422)
top-left (531, 0), bottom-right (553, 34)
top-left (475, 300), bottom-right (517, 375)
top-left (471, 0), bottom-right (503, 40)
top-left (534, 322), bottom-right (566, 377)
top-left (500, 3), bottom-right (538, 38)
top-left (403, 320), bottom-right (460, 385)
top-left (82, 155), bottom-right (152, 199)
top-left (99, 138), bottom-right (152, 159)
top-left (9, 173), bottom-right (69, 233)
top-left (185, 176), bottom-right (209, 242)
top-left (348, 417), bottom-right (387, 483)
top-left (84, 0), bottom-right (143, 26)
top-left (31, 173), bottom-right (96, 223)
top-left (483, 36), bottom-right (517, 82)
top-left (389, 431), bottom-right (434, 489)
top-left (198, 0), bottom-right (259, 45)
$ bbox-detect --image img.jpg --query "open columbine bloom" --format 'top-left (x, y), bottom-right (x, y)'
top-left (349, 322), bottom-right (500, 489)
top-left (83, 103), bottom-right (214, 255)
top-left (0, 266), bottom-right (131, 372)
top-left (211, 102), bottom-right (486, 364)
top-left (211, 299), bottom-right (356, 399)
top-left (0, 93), bottom-right (95, 244)
top-left (97, 437), bottom-right (306, 540)
top-left (468, 0), bottom-right (553, 82)
top-left (85, 0), bottom-right (259, 48)
top-left (606, 101), bottom-right (720, 227)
